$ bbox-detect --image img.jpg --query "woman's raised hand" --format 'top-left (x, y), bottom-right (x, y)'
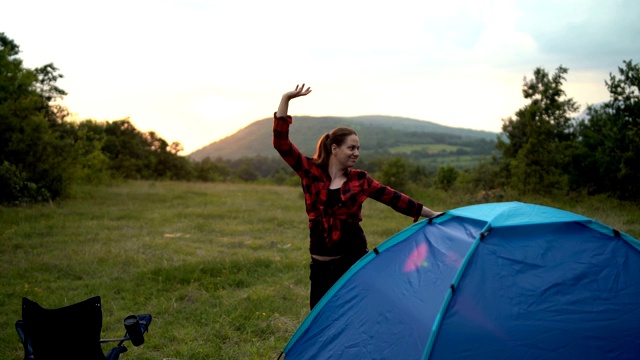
top-left (276, 84), bottom-right (312, 118)
top-left (283, 84), bottom-right (312, 100)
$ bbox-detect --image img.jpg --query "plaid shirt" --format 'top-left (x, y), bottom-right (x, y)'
top-left (273, 113), bottom-right (424, 246)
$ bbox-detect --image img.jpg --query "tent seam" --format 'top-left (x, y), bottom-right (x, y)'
top-left (422, 223), bottom-right (492, 360)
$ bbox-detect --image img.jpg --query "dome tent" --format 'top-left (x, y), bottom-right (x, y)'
top-left (279, 202), bottom-right (640, 359)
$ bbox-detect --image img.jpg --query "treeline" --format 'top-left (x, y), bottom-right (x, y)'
top-left (496, 62), bottom-right (639, 200)
top-left (1, 32), bottom-right (639, 205)
top-left (381, 61), bottom-right (640, 201)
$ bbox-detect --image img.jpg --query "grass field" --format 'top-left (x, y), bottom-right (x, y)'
top-left (1, 181), bottom-right (639, 359)
top-left (388, 144), bottom-right (468, 154)
top-left (386, 144), bottom-right (487, 169)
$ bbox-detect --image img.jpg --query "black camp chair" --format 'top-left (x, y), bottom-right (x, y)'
top-left (15, 296), bottom-right (152, 360)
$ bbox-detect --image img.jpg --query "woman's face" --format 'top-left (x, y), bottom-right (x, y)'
top-left (332, 134), bottom-right (360, 168)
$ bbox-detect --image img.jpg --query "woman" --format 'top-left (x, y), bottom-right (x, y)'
top-left (273, 84), bottom-right (441, 309)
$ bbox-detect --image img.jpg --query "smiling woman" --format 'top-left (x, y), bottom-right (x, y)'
top-left (272, 84), bottom-right (442, 309)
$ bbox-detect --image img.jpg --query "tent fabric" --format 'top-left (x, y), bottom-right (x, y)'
top-left (281, 202), bottom-right (640, 360)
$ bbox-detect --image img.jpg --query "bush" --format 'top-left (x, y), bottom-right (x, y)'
top-left (0, 161), bottom-right (50, 205)
top-left (435, 165), bottom-right (459, 191)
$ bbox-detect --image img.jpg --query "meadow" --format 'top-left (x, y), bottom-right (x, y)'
top-left (388, 144), bottom-right (467, 154)
top-left (1, 181), bottom-right (638, 359)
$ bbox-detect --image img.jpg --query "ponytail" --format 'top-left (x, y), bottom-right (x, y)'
top-left (314, 133), bottom-right (332, 168)
top-left (313, 127), bottom-right (358, 168)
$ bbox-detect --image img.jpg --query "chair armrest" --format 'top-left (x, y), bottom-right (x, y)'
top-left (15, 320), bottom-right (34, 359)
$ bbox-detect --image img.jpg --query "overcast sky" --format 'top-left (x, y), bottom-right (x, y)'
top-left (3, 0), bottom-right (639, 154)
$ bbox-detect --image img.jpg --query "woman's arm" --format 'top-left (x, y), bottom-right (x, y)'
top-left (273, 84), bottom-right (314, 175)
top-left (276, 84), bottom-right (312, 118)
top-left (420, 206), bottom-right (442, 218)
top-left (364, 174), bottom-right (442, 220)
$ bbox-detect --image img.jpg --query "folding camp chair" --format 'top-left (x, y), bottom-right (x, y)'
top-left (15, 296), bottom-right (152, 360)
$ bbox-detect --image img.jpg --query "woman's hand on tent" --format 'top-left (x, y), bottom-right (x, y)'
top-left (421, 207), bottom-right (443, 218)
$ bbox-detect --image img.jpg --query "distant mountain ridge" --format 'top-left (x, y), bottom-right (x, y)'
top-left (188, 115), bottom-right (498, 161)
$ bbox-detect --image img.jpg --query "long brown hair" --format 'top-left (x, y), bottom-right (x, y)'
top-left (313, 127), bottom-right (358, 168)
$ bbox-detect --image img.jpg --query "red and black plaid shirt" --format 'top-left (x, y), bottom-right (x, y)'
top-left (273, 113), bottom-right (424, 247)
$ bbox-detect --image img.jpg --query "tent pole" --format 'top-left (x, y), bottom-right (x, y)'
top-left (421, 224), bottom-right (492, 360)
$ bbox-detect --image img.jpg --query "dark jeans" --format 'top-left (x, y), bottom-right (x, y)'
top-left (309, 252), bottom-right (366, 310)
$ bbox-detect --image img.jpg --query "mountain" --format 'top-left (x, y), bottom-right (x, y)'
top-left (188, 115), bottom-right (498, 163)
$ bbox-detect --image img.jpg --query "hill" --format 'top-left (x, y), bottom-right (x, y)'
top-left (188, 115), bottom-right (499, 168)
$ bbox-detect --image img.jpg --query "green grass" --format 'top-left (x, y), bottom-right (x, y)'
top-left (388, 144), bottom-right (468, 154)
top-left (1, 181), bottom-right (639, 359)
top-left (413, 154), bottom-right (491, 169)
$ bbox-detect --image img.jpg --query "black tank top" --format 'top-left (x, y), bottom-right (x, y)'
top-left (309, 188), bottom-right (367, 257)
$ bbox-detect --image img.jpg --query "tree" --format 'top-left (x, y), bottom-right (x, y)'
top-left (102, 119), bottom-right (152, 179)
top-left (0, 33), bottom-right (75, 204)
top-left (75, 121), bottom-right (113, 183)
top-left (497, 66), bottom-right (579, 194)
top-left (573, 60), bottom-right (640, 199)
top-left (435, 165), bottom-right (458, 191)
top-left (101, 118), bottom-right (191, 180)
top-left (192, 157), bottom-right (231, 182)
top-left (377, 157), bottom-right (409, 192)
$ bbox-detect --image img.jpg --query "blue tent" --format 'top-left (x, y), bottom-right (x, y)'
top-left (280, 202), bottom-right (640, 359)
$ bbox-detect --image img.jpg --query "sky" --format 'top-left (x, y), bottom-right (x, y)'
top-left (2, 0), bottom-right (639, 154)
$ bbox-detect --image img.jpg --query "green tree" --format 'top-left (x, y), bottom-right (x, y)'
top-left (146, 131), bottom-right (192, 180)
top-left (573, 60), bottom-right (640, 199)
top-left (101, 119), bottom-right (191, 180)
top-left (462, 155), bottom-right (505, 193)
top-left (102, 119), bottom-right (152, 179)
top-left (69, 120), bottom-right (112, 184)
top-left (377, 157), bottom-right (409, 192)
top-left (497, 66), bottom-right (579, 194)
top-left (0, 33), bottom-right (75, 203)
top-left (407, 162), bottom-right (431, 187)
top-left (192, 157), bottom-right (231, 182)
top-left (435, 165), bottom-right (458, 191)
